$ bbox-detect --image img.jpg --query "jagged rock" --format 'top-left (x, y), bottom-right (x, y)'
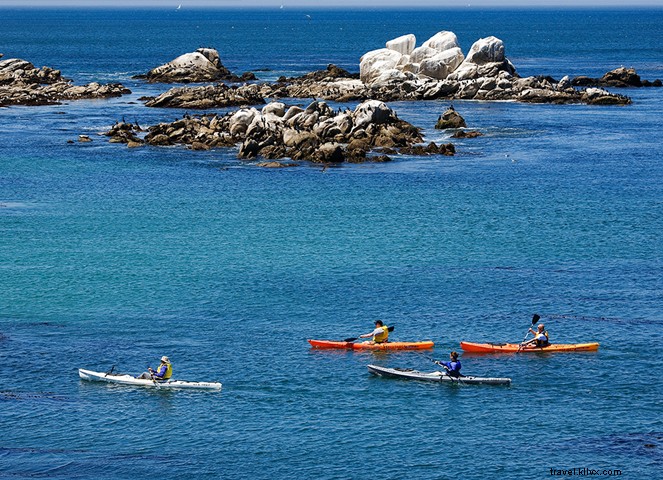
top-left (314, 142), bottom-right (345, 163)
top-left (435, 106), bottom-right (466, 129)
top-left (106, 100), bottom-right (427, 165)
top-left (0, 56), bottom-right (130, 107)
top-left (105, 121), bottom-right (143, 144)
top-left (135, 48), bottom-right (252, 83)
top-left (400, 142), bottom-right (455, 156)
top-left (78, 135), bottom-right (92, 142)
top-left (256, 161), bottom-right (298, 168)
top-left (144, 83), bottom-right (265, 109)
top-left (572, 67), bottom-right (661, 88)
top-left (452, 130), bottom-right (483, 138)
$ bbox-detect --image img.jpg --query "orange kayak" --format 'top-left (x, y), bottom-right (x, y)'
top-left (308, 339), bottom-right (434, 350)
top-left (460, 341), bottom-right (599, 353)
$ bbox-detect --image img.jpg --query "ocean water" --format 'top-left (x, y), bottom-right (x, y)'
top-left (1, 7), bottom-right (662, 480)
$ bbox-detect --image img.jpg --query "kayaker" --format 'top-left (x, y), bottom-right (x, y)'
top-left (137, 356), bottom-right (172, 381)
top-left (436, 351), bottom-right (462, 378)
top-left (521, 323), bottom-right (550, 347)
top-left (359, 320), bottom-right (389, 344)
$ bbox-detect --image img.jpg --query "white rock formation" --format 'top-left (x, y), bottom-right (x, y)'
top-left (418, 47), bottom-right (464, 80)
top-left (448, 36), bottom-right (513, 81)
top-left (422, 31), bottom-right (461, 52)
top-left (149, 51), bottom-right (218, 78)
top-left (360, 31), bottom-right (471, 86)
top-left (386, 34), bottom-right (416, 56)
top-left (359, 48), bottom-right (403, 85)
top-left (353, 100), bottom-right (394, 129)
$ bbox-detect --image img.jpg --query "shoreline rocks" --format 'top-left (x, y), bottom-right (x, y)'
top-left (0, 56), bottom-right (130, 107)
top-left (105, 100), bottom-right (455, 165)
top-left (572, 67), bottom-right (662, 88)
top-left (142, 83), bottom-right (265, 109)
top-left (134, 48), bottom-right (256, 84)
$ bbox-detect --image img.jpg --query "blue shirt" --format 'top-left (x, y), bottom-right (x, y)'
top-left (441, 360), bottom-right (462, 377)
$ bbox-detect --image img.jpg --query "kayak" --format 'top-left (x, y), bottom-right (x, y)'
top-left (367, 364), bottom-right (511, 385)
top-left (308, 339), bottom-right (434, 350)
top-left (460, 341), bottom-right (600, 353)
top-left (78, 369), bottom-right (222, 390)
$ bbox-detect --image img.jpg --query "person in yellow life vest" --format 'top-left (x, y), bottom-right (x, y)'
top-left (521, 324), bottom-right (549, 347)
top-left (359, 320), bottom-right (389, 344)
top-left (137, 356), bottom-right (172, 381)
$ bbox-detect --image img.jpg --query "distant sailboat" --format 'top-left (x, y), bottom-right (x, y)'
top-left (176, 4), bottom-right (182, 10)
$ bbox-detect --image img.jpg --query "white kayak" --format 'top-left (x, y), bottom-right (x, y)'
top-left (367, 364), bottom-right (511, 385)
top-left (78, 369), bottom-right (222, 391)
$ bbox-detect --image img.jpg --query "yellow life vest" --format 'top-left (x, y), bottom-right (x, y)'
top-left (162, 362), bottom-right (173, 380)
top-left (373, 326), bottom-right (389, 343)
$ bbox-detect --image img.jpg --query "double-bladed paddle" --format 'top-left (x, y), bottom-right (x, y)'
top-left (146, 364), bottom-right (162, 389)
top-left (421, 354), bottom-right (464, 383)
top-left (343, 325), bottom-right (394, 342)
top-left (517, 314), bottom-right (541, 352)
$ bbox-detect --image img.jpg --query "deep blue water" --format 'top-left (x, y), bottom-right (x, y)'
top-left (1, 8), bottom-right (662, 480)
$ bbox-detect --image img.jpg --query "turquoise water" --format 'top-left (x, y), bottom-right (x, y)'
top-left (1, 8), bottom-right (662, 479)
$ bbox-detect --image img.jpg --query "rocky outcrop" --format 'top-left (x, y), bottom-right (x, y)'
top-left (134, 48), bottom-right (256, 83)
top-left (435, 106), bottom-right (466, 129)
top-left (142, 83), bottom-right (265, 109)
top-left (572, 67), bottom-right (662, 88)
top-left (106, 100), bottom-right (452, 164)
top-left (105, 121), bottom-right (144, 144)
top-left (254, 69), bottom-right (630, 105)
top-left (360, 32), bottom-right (516, 86)
top-left (452, 130), bottom-right (482, 139)
top-left (0, 57), bottom-right (130, 107)
top-left (247, 33), bottom-right (630, 106)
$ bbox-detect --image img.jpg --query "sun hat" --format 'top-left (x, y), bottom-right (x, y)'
top-left (161, 356), bottom-right (170, 363)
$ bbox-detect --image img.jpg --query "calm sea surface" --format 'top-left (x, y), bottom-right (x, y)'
top-left (1, 8), bottom-right (662, 479)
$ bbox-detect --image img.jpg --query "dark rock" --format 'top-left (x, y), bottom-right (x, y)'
top-left (452, 130), bottom-right (483, 138)
top-left (435, 106), bottom-right (466, 129)
top-left (144, 83), bottom-right (265, 109)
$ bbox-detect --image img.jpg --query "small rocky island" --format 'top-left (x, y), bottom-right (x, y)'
top-left (105, 100), bottom-right (454, 165)
top-left (134, 48), bottom-right (256, 83)
top-left (0, 56), bottom-right (130, 107)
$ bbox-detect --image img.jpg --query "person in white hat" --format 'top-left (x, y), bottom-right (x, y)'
top-left (137, 356), bottom-right (172, 381)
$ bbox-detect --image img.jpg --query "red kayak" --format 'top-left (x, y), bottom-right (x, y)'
top-left (460, 341), bottom-right (599, 353)
top-left (308, 339), bottom-right (434, 350)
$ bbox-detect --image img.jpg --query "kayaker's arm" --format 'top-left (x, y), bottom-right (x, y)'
top-left (360, 327), bottom-right (381, 339)
top-left (152, 364), bottom-right (168, 379)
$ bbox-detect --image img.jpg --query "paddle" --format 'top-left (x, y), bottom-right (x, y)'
top-left (421, 354), bottom-right (463, 384)
top-left (104, 365), bottom-right (116, 378)
top-left (145, 364), bottom-right (162, 390)
top-left (148, 369), bottom-right (162, 390)
top-left (517, 314), bottom-right (541, 352)
top-left (343, 325), bottom-right (394, 342)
